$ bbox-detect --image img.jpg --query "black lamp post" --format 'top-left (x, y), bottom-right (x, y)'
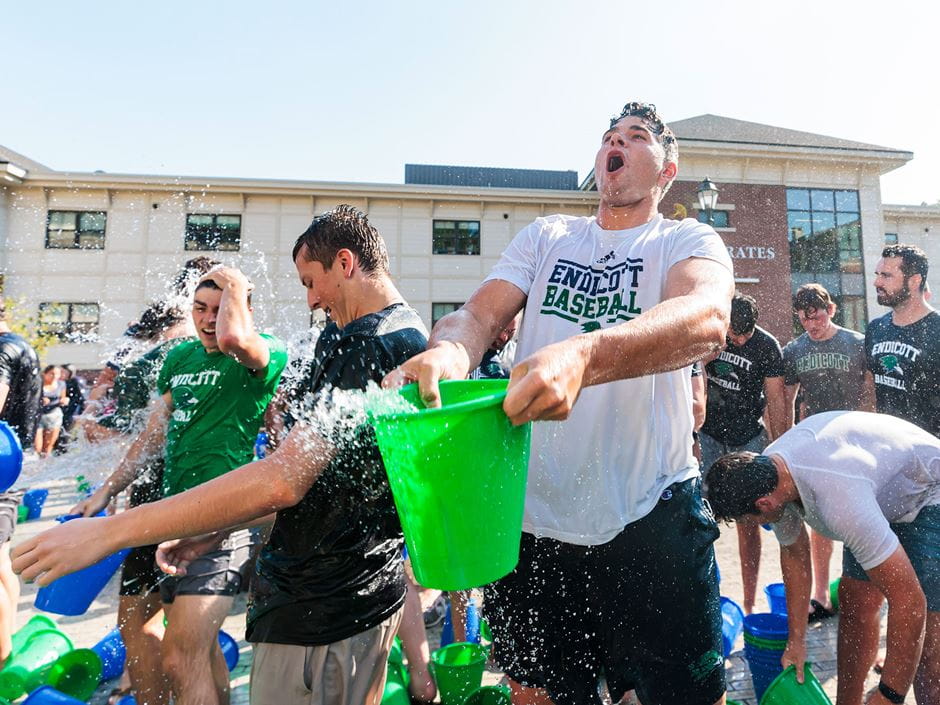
top-left (696, 177), bottom-right (719, 225)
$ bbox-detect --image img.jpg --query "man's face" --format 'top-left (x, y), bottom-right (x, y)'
top-left (490, 319), bottom-right (518, 352)
top-left (191, 287), bottom-right (223, 352)
top-left (593, 117), bottom-right (673, 208)
top-left (295, 247), bottom-right (345, 324)
top-left (874, 256), bottom-right (913, 307)
top-left (796, 305), bottom-right (834, 341)
top-left (727, 329), bottom-right (754, 348)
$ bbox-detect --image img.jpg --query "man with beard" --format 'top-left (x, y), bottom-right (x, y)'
top-left (865, 244), bottom-right (940, 437)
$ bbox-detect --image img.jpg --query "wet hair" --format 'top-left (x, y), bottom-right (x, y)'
top-left (292, 205), bottom-right (389, 276)
top-left (609, 101), bottom-right (679, 193)
top-left (194, 278), bottom-right (252, 306)
top-left (172, 256), bottom-right (222, 298)
top-left (792, 283), bottom-right (834, 314)
top-left (126, 301), bottom-right (189, 340)
top-left (703, 452), bottom-right (779, 522)
top-left (882, 244), bottom-right (929, 291)
top-left (730, 292), bottom-right (759, 335)
top-left (43, 364), bottom-right (57, 375)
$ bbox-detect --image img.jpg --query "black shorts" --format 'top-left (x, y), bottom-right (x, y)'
top-left (159, 529), bottom-right (254, 603)
top-left (484, 478), bottom-right (725, 705)
top-left (119, 545), bottom-right (163, 597)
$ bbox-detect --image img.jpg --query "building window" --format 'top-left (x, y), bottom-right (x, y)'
top-left (433, 220), bottom-right (480, 255)
top-left (45, 211), bottom-right (107, 249)
top-left (787, 188), bottom-right (866, 331)
top-left (185, 214), bottom-right (241, 251)
top-left (884, 232), bottom-right (898, 244)
top-left (696, 210), bottom-right (730, 228)
top-left (432, 302), bottom-right (462, 326)
top-left (37, 302), bottom-right (100, 342)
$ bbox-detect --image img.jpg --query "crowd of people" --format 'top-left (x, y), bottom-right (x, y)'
top-left (0, 102), bottom-right (935, 705)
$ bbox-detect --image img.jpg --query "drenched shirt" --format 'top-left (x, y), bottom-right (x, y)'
top-left (247, 303), bottom-right (428, 646)
top-left (156, 334), bottom-right (287, 496)
top-left (702, 326), bottom-right (785, 446)
top-left (865, 310), bottom-right (940, 437)
top-left (0, 332), bottom-right (41, 447)
top-left (783, 327), bottom-right (867, 417)
top-left (769, 411), bottom-right (940, 570)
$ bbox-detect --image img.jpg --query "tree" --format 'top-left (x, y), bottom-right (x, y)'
top-left (2, 298), bottom-right (58, 357)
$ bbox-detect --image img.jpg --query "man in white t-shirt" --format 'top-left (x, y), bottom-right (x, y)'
top-left (384, 102), bottom-right (734, 705)
top-left (703, 411), bottom-right (940, 705)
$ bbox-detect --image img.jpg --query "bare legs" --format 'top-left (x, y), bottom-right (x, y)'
top-left (836, 577), bottom-right (884, 705)
top-left (810, 529), bottom-right (834, 609)
top-left (118, 594), bottom-right (170, 705)
top-left (161, 595), bottom-right (232, 705)
top-left (0, 544), bottom-right (19, 663)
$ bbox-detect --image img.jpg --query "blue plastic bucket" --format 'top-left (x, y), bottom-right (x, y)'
top-left (764, 583), bottom-right (787, 615)
top-left (91, 628), bottom-right (126, 682)
top-left (23, 489), bottom-right (49, 521)
top-left (0, 421), bottom-right (23, 492)
top-left (743, 642), bottom-right (785, 701)
top-left (218, 630), bottom-right (239, 672)
top-left (440, 598), bottom-right (481, 649)
top-left (720, 596), bottom-right (744, 658)
top-left (34, 516), bottom-right (128, 616)
top-left (21, 686), bottom-right (85, 705)
top-left (743, 612), bottom-right (788, 641)
top-left (116, 697), bottom-right (135, 705)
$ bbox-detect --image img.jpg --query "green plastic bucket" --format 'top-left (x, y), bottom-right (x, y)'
top-left (370, 380), bottom-right (531, 590)
top-left (430, 642), bottom-right (488, 705)
top-left (16, 505), bottom-right (27, 524)
top-left (0, 629), bottom-right (73, 700)
top-left (829, 578), bottom-right (840, 613)
top-left (760, 664), bottom-right (831, 705)
top-left (463, 685), bottom-right (512, 704)
top-left (743, 632), bottom-right (787, 650)
top-left (381, 661), bottom-right (410, 705)
top-left (388, 636), bottom-right (403, 665)
top-left (10, 616), bottom-right (59, 656)
top-left (40, 648), bottom-right (103, 701)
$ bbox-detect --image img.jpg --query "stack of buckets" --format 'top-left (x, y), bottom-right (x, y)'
top-left (0, 616), bottom-right (102, 702)
top-left (743, 611), bottom-right (788, 700)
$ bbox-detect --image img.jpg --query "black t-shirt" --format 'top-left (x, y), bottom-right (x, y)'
top-left (0, 332), bottom-right (41, 447)
top-left (865, 310), bottom-right (940, 437)
top-left (701, 326), bottom-right (785, 445)
top-left (246, 303), bottom-right (428, 646)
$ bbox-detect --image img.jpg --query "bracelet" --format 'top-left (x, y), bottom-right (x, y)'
top-left (878, 680), bottom-right (906, 704)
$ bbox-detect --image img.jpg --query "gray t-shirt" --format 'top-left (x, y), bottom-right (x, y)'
top-left (783, 327), bottom-right (866, 417)
top-left (769, 411), bottom-right (940, 570)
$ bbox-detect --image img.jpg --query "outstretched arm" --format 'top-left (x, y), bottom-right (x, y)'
top-left (779, 525), bottom-right (812, 682)
top-left (73, 393), bottom-right (173, 516)
top-left (206, 268), bottom-right (270, 370)
top-left (12, 423), bottom-right (334, 585)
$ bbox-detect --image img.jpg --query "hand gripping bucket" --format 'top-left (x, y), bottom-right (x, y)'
top-left (34, 515), bottom-right (129, 616)
top-left (21, 686), bottom-right (86, 705)
top-left (370, 380), bottom-right (531, 590)
top-left (464, 685), bottom-right (512, 704)
top-left (23, 489), bottom-right (49, 521)
top-left (761, 664), bottom-right (832, 705)
top-left (0, 629), bottom-right (73, 700)
top-left (218, 630), bottom-right (239, 672)
top-left (91, 628), bottom-right (126, 682)
top-left (40, 649), bottom-right (102, 701)
top-left (764, 582), bottom-right (787, 615)
top-left (0, 421), bottom-right (23, 492)
top-left (719, 596), bottom-right (744, 658)
top-left (430, 642), bottom-right (488, 705)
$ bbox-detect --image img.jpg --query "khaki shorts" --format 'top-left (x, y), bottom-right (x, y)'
top-left (249, 606), bottom-right (403, 705)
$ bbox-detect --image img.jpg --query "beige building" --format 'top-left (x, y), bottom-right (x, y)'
top-left (1, 114), bottom-right (939, 367)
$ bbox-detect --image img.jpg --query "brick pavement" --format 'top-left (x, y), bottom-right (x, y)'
top-left (12, 477), bottom-right (908, 704)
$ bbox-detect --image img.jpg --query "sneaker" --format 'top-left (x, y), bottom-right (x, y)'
top-left (423, 594), bottom-right (447, 629)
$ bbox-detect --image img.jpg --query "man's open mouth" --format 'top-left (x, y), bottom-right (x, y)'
top-left (607, 154), bottom-right (625, 172)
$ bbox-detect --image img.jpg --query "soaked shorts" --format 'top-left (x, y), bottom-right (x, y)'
top-left (0, 492), bottom-right (22, 544)
top-left (37, 408), bottom-right (63, 431)
top-left (119, 545), bottom-right (163, 597)
top-left (485, 478), bottom-right (725, 705)
top-left (843, 503), bottom-right (940, 612)
top-left (159, 529), bottom-right (255, 603)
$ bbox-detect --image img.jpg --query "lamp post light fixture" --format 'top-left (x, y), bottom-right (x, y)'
top-left (696, 177), bottom-right (719, 225)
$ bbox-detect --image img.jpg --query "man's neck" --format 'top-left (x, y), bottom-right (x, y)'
top-left (891, 296), bottom-right (934, 326)
top-left (596, 199), bottom-right (660, 231)
top-left (770, 455), bottom-right (801, 504)
top-left (809, 322), bottom-right (840, 342)
top-left (334, 275), bottom-right (403, 329)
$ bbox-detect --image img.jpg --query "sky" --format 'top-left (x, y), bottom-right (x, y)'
top-left (3, 0), bottom-right (939, 205)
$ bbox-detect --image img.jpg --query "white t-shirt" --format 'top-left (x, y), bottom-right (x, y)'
top-left (769, 410), bottom-right (940, 570)
top-left (484, 213), bottom-right (733, 545)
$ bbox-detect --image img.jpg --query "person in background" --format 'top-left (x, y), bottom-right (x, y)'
top-left (700, 292), bottom-right (789, 614)
top-left (0, 301), bottom-right (41, 661)
top-left (782, 283), bottom-right (874, 622)
top-left (35, 365), bottom-right (68, 458)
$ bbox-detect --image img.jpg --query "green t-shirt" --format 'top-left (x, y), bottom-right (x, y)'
top-left (99, 338), bottom-right (193, 432)
top-left (156, 333), bottom-right (287, 496)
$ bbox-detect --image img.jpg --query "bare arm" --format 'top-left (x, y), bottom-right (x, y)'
top-left (503, 256), bottom-right (732, 424)
top-left (764, 376), bottom-right (790, 440)
top-left (864, 546), bottom-right (927, 699)
top-left (382, 279), bottom-right (527, 406)
top-left (12, 423), bottom-right (335, 584)
top-left (860, 370), bottom-right (877, 412)
top-left (779, 525), bottom-right (812, 682)
top-left (73, 392), bottom-right (173, 517)
top-left (208, 268), bottom-right (270, 370)
top-left (784, 382), bottom-right (799, 425)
